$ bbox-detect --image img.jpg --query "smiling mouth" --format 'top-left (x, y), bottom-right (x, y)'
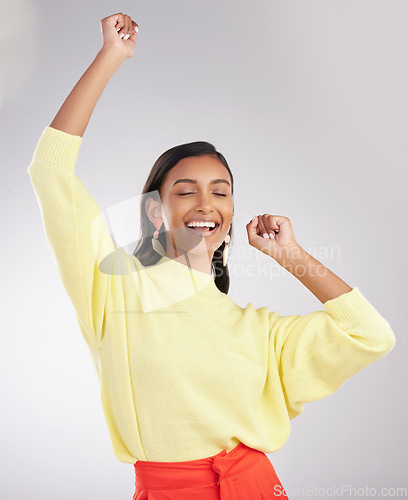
top-left (184, 223), bottom-right (220, 235)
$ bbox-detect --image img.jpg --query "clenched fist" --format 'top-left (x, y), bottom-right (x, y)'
top-left (100, 12), bottom-right (139, 60)
top-left (246, 214), bottom-right (301, 263)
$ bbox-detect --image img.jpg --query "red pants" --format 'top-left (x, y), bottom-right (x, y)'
top-left (133, 442), bottom-right (289, 499)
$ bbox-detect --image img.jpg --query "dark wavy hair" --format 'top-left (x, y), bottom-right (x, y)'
top-left (132, 141), bottom-right (234, 294)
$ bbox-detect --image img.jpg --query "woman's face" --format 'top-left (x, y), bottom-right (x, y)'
top-left (157, 154), bottom-right (234, 258)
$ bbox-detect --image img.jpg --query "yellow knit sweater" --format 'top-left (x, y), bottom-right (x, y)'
top-left (28, 126), bottom-right (396, 463)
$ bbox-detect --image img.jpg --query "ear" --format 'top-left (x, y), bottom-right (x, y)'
top-left (144, 197), bottom-right (162, 224)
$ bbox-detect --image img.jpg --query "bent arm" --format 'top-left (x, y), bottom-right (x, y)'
top-left (270, 287), bottom-right (396, 419)
top-left (275, 245), bottom-right (353, 304)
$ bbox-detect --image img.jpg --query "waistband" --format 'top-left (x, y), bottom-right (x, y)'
top-left (134, 442), bottom-right (266, 490)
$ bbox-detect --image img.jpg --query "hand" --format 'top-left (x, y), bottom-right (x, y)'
top-left (246, 214), bottom-right (301, 263)
top-left (100, 13), bottom-right (139, 60)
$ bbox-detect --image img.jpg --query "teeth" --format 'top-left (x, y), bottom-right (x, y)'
top-left (186, 221), bottom-right (216, 228)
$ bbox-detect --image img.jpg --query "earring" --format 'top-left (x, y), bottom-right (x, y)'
top-left (222, 234), bottom-right (231, 266)
top-left (151, 218), bottom-right (165, 257)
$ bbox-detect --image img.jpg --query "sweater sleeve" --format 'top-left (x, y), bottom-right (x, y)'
top-left (28, 127), bottom-right (131, 348)
top-left (270, 287), bottom-right (396, 419)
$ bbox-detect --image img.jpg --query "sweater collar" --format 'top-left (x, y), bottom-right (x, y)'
top-left (132, 254), bottom-right (224, 312)
top-left (155, 254), bottom-right (216, 290)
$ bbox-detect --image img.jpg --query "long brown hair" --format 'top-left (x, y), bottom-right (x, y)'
top-left (132, 141), bottom-right (234, 294)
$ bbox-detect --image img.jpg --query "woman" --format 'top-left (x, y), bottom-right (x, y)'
top-left (28, 12), bottom-right (396, 500)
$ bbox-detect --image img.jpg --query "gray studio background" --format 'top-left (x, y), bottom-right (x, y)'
top-left (1, 0), bottom-right (407, 499)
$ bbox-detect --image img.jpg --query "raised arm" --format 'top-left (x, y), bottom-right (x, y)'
top-left (50, 12), bottom-right (139, 137)
top-left (28, 13), bottom-right (140, 348)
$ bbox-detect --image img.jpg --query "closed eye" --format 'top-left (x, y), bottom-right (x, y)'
top-left (178, 193), bottom-right (227, 197)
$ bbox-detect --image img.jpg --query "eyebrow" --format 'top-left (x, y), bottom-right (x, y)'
top-left (172, 178), bottom-right (231, 188)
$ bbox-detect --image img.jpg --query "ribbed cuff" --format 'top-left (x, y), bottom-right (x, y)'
top-left (33, 126), bottom-right (83, 172)
top-left (323, 287), bottom-right (381, 330)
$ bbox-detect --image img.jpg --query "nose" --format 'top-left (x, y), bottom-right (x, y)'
top-left (194, 192), bottom-right (215, 214)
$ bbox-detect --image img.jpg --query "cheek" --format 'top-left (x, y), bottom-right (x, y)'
top-left (163, 200), bottom-right (187, 225)
top-left (224, 201), bottom-right (234, 217)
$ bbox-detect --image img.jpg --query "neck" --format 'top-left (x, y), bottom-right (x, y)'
top-left (164, 238), bottom-right (214, 276)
